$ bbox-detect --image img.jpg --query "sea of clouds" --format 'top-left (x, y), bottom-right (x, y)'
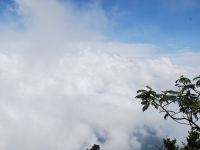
top-left (1, 48), bottom-right (199, 150)
top-left (0, 0), bottom-right (200, 150)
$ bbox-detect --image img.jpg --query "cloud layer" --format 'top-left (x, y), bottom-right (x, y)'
top-left (0, 0), bottom-right (200, 150)
top-left (0, 50), bottom-right (199, 150)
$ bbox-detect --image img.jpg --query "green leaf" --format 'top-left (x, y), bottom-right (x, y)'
top-left (193, 75), bottom-right (200, 81)
top-left (182, 84), bottom-right (195, 92)
top-left (164, 113), bottom-right (169, 120)
top-left (175, 79), bottom-right (179, 83)
top-left (146, 86), bottom-right (152, 90)
top-left (153, 104), bottom-right (158, 109)
top-left (136, 89), bottom-right (147, 94)
top-left (141, 101), bottom-right (148, 105)
top-left (142, 104), bottom-right (149, 111)
top-left (167, 90), bottom-right (178, 95)
top-left (196, 80), bottom-right (200, 88)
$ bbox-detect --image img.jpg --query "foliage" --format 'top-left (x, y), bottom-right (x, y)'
top-left (87, 144), bottom-right (100, 150)
top-left (136, 75), bottom-right (200, 150)
top-left (162, 138), bottom-right (179, 150)
top-left (136, 75), bottom-right (200, 130)
top-left (181, 130), bottom-right (200, 150)
top-left (154, 130), bottom-right (200, 150)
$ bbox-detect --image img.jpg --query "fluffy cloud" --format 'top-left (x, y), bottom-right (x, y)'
top-left (0, 0), bottom-right (199, 150)
top-left (0, 50), bottom-right (199, 150)
top-left (0, 0), bottom-right (156, 60)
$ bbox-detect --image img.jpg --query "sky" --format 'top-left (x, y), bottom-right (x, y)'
top-left (0, 0), bottom-right (199, 150)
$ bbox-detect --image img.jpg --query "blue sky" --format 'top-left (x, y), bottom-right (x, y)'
top-left (0, 0), bottom-right (200, 54)
top-left (104, 0), bottom-right (200, 53)
top-left (72, 0), bottom-right (200, 53)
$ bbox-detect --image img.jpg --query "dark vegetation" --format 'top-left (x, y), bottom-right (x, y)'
top-left (87, 144), bottom-right (100, 150)
top-left (136, 75), bottom-right (200, 150)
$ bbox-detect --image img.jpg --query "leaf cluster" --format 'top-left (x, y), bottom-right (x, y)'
top-left (89, 144), bottom-right (100, 150)
top-left (158, 131), bottom-right (200, 150)
top-left (136, 75), bottom-right (200, 131)
top-left (136, 75), bottom-right (200, 150)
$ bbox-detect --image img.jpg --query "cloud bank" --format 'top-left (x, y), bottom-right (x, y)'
top-left (0, 0), bottom-right (199, 150)
top-left (0, 50), bottom-right (199, 150)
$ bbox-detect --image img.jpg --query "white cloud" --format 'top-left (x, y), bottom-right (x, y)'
top-left (0, 50), bottom-right (199, 149)
top-left (171, 51), bottom-right (200, 68)
top-left (0, 0), bottom-right (156, 60)
top-left (0, 0), bottom-right (199, 149)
